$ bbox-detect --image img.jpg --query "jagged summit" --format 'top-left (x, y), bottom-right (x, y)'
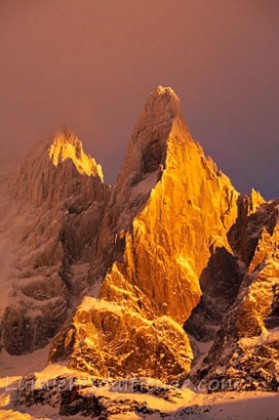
top-left (8, 127), bottom-right (105, 206)
top-left (49, 127), bottom-right (104, 181)
top-left (64, 86), bottom-right (240, 381)
top-left (141, 86), bottom-right (183, 125)
top-left (115, 86), bottom-right (189, 197)
top-left (1, 86), bottom-right (278, 399)
top-left (132, 85), bottom-right (186, 143)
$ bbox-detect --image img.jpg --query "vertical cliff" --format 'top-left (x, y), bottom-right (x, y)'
top-left (195, 197), bottom-right (279, 391)
top-left (1, 128), bottom-right (109, 355)
top-left (68, 87), bottom-right (239, 381)
top-left (1, 86), bottom-right (277, 391)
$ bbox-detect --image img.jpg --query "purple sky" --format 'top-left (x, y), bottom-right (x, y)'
top-left (1, 0), bottom-right (278, 198)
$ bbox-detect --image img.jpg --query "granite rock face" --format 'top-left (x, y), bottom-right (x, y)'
top-left (66, 87), bottom-right (239, 381)
top-left (1, 87), bottom-right (278, 390)
top-left (189, 195), bottom-right (279, 391)
top-left (0, 128), bottom-right (109, 354)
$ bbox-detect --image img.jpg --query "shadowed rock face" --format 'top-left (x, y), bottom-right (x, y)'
top-left (189, 196), bottom-right (279, 391)
top-left (0, 129), bottom-right (109, 354)
top-left (1, 87), bottom-right (278, 389)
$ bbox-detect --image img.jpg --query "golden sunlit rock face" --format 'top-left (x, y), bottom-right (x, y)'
top-left (67, 87), bottom-right (239, 381)
top-left (8, 128), bottom-right (105, 207)
top-left (49, 128), bottom-right (104, 180)
top-left (2, 86), bottom-right (278, 392)
top-left (70, 297), bottom-right (193, 380)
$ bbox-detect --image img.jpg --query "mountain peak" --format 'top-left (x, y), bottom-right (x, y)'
top-left (3, 86), bottom-right (279, 403)
top-left (115, 86), bottom-right (187, 196)
top-left (49, 127), bottom-right (103, 181)
top-left (151, 85), bottom-right (177, 99)
top-left (141, 86), bottom-right (182, 126)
